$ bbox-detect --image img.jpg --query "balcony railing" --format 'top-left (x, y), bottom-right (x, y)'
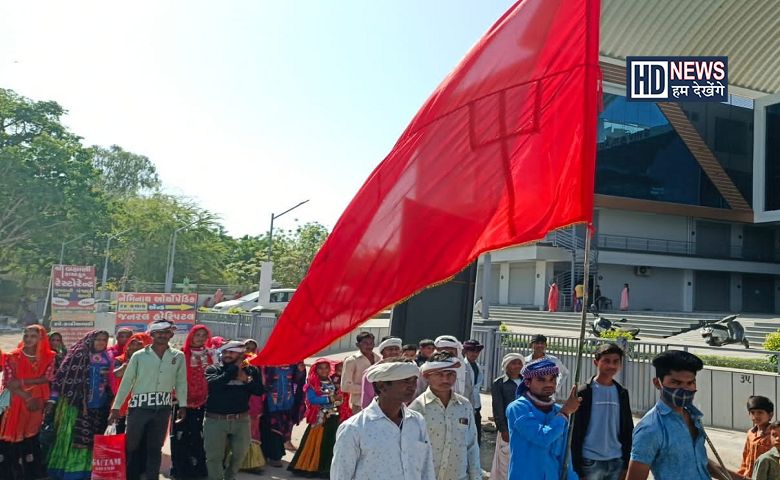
top-left (596, 233), bottom-right (780, 263)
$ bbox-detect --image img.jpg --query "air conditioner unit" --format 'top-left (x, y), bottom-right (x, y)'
top-left (634, 266), bottom-right (652, 277)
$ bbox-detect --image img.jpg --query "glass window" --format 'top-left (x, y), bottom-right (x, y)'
top-left (766, 104), bottom-right (780, 211)
top-left (596, 93), bottom-right (728, 207)
top-left (680, 101), bottom-right (754, 207)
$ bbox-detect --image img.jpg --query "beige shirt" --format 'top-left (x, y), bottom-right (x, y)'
top-left (408, 388), bottom-right (481, 480)
top-left (340, 351), bottom-right (376, 404)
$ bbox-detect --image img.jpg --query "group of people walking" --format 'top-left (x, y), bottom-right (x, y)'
top-left (2, 322), bottom-right (778, 480)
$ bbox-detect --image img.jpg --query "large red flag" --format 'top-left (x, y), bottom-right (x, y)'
top-left (255, 0), bottom-right (601, 364)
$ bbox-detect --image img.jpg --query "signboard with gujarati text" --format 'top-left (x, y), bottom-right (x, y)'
top-left (115, 292), bottom-right (197, 334)
top-left (51, 265), bottom-right (96, 346)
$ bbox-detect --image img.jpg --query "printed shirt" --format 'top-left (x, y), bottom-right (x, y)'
top-left (408, 388), bottom-right (481, 480)
top-left (330, 398), bottom-right (435, 480)
top-left (340, 351), bottom-right (376, 403)
top-left (738, 424), bottom-right (773, 477)
top-left (752, 447), bottom-right (780, 480)
top-left (112, 345), bottom-right (188, 410)
top-left (506, 395), bottom-right (578, 480)
top-left (630, 400), bottom-right (709, 480)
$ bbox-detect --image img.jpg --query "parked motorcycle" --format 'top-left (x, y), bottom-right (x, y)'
top-left (590, 313), bottom-right (641, 339)
top-left (700, 314), bottom-right (749, 348)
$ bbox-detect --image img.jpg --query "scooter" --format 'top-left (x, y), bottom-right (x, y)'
top-left (590, 312), bottom-right (641, 338)
top-left (700, 314), bottom-right (749, 348)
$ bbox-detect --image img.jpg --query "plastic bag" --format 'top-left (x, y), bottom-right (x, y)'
top-left (92, 427), bottom-right (126, 480)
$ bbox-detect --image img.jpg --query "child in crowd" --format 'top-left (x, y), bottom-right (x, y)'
top-left (753, 422), bottom-right (780, 480)
top-left (739, 396), bottom-right (775, 478)
top-left (402, 344), bottom-right (418, 360)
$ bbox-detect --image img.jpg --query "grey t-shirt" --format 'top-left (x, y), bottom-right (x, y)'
top-left (583, 381), bottom-right (623, 461)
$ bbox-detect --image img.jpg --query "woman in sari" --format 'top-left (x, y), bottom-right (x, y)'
top-left (547, 282), bottom-right (559, 312)
top-left (260, 363), bottom-right (305, 467)
top-left (170, 325), bottom-right (215, 479)
top-left (288, 359), bottom-right (343, 478)
top-left (46, 330), bottom-right (114, 480)
top-left (0, 325), bottom-right (55, 479)
top-left (48, 332), bottom-right (68, 370)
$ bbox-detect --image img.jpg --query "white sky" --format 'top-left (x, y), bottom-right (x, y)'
top-left (0, 1), bottom-right (515, 236)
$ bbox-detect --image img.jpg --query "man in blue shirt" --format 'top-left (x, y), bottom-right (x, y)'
top-left (506, 358), bottom-right (581, 480)
top-left (626, 350), bottom-right (742, 480)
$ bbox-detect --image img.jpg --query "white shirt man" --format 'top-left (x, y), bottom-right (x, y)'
top-left (331, 361), bottom-right (435, 480)
top-left (409, 354), bottom-right (481, 480)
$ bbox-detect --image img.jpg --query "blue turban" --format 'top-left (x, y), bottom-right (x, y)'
top-left (516, 358), bottom-right (559, 397)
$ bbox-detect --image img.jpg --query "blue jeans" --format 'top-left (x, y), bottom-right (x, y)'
top-left (581, 458), bottom-right (624, 480)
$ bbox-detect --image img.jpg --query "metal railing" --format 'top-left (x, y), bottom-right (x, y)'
top-left (596, 233), bottom-right (780, 262)
top-left (472, 323), bottom-right (780, 430)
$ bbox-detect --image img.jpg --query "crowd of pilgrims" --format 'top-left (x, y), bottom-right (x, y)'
top-left (3, 321), bottom-right (780, 480)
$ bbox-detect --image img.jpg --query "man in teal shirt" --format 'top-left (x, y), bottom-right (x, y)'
top-left (110, 320), bottom-right (188, 480)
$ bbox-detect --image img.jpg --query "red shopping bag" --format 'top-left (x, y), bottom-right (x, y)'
top-left (92, 425), bottom-right (126, 480)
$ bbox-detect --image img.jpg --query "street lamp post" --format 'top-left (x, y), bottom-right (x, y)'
top-left (259, 200), bottom-right (309, 306)
top-left (268, 199), bottom-right (309, 261)
top-left (59, 233), bottom-right (87, 265)
top-left (101, 228), bottom-right (131, 291)
top-left (164, 219), bottom-right (202, 293)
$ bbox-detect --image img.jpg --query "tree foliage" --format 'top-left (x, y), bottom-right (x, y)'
top-left (0, 87), bottom-right (329, 301)
top-left (92, 144), bottom-right (160, 197)
top-left (0, 88), bottom-right (111, 273)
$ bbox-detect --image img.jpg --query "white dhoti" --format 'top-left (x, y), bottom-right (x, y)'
top-left (490, 433), bottom-right (511, 480)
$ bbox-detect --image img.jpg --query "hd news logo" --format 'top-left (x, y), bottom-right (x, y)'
top-left (627, 56), bottom-right (728, 102)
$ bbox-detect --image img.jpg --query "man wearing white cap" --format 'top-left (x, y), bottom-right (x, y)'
top-left (434, 335), bottom-right (473, 397)
top-left (203, 340), bottom-right (264, 480)
top-left (110, 320), bottom-right (188, 480)
top-left (409, 352), bottom-right (481, 480)
top-left (360, 336), bottom-right (402, 409)
top-left (331, 359), bottom-right (435, 480)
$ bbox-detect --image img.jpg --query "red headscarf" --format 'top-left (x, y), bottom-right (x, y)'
top-left (206, 336), bottom-right (224, 350)
top-left (184, 325), bottom-right (214, 408)
top-left (108, 327), bottom-right (134, 358)
top-left (116, 333), bottom-right (152, 364)
top-left (304, 358), bottom-right (338, 425)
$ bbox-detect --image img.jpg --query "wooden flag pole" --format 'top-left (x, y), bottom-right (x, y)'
top-left (560, 228), bottom-right (592, 480)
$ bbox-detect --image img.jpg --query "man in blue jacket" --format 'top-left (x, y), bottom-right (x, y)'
top-left (507, 358), bottom-right (581, 480)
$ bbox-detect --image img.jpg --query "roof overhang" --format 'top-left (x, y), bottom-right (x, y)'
top-left (600, 0), bottom-right (780, 99)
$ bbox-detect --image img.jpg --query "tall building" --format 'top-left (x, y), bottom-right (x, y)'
top-left (477, 1), bottom-right (780, 314)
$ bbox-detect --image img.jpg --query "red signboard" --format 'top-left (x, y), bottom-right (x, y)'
top-left (115, 292), bottom-right (197, 333)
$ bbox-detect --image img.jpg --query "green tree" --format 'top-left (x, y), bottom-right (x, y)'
top-left (109, 194), bottom-right (229, 286)
top-left (271, 222), bottom-right (329, 287)
top-left (92, 144), bottom-right (160, 197)
top-left (0, 88), bottom-right (111, 274)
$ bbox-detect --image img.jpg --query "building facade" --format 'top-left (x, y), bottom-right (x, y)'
top-left (477, 60), bottom-right (780, 314)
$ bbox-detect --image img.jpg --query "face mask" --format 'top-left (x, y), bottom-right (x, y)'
top-left (661, 386), bottom-right (696, 408)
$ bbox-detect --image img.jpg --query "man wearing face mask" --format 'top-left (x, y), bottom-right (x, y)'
top-left (626, 350), bottom-right (742, 480)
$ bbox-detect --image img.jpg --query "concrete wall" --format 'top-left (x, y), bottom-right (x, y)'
top-left (597, 208), bottom-right (690, 242)
top-left (596, 264), bottom-right (685, 311)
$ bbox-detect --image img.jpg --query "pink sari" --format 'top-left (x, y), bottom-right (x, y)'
top-left (620, 287), bottom-right (629, 310)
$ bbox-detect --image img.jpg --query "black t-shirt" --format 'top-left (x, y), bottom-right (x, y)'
top-left (204, 363), bottom-right (264, 414)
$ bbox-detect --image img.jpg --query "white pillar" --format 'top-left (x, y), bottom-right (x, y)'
top-left (533, 261), bottom-right (548, 309)
top-left (499, 263), bottom-right (510, 305)
top-left (730, 273), bottom-right (742, 313)
top-left (683, 269), bottom-right (694, 312)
